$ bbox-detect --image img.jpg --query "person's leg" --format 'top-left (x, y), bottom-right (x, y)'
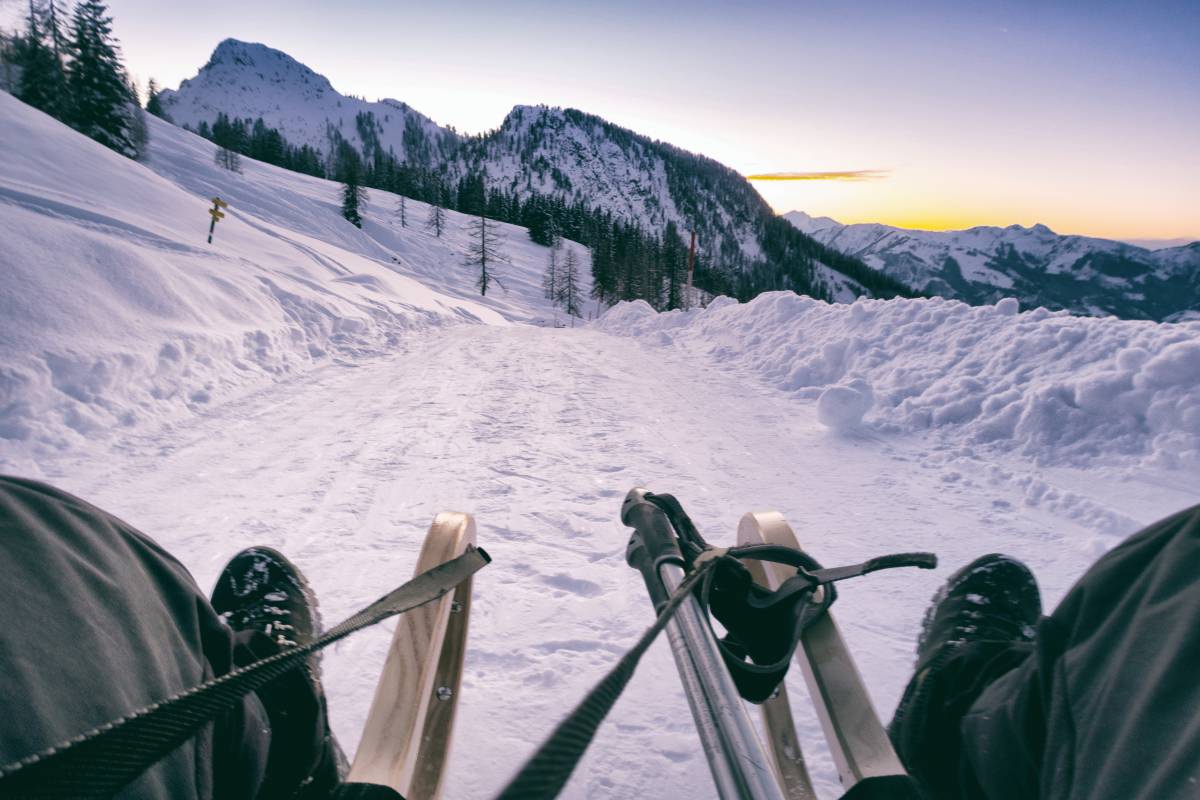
top-left (0, 475), bottom-right (269, 798)
top-left (0, 476), bottom-right (338, 799)
top-left (960, 504), bottom-right (1200, 800)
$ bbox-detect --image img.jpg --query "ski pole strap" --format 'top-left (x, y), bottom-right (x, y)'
top-left (0, 546), bottom-right (491, 800)
top-left (643, 492), bottom-right (936, 703)
top-left (494, 557), bottom-right (718, 800)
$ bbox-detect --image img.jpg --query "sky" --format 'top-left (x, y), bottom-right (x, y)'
top-left (7, 0), bottom-right (1198, 242)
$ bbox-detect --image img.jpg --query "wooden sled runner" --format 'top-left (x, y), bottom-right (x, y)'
top-left (348, 512), bottom-right (479, 800)
top-left (737, 511), bottom-right (912, 800)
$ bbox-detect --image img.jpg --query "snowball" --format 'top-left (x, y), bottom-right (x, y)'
top-left (817, 381), bottom-right (873, 431)
top-left (995, 297), bottom-right (1020, 316)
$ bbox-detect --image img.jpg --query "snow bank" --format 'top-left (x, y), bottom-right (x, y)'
top-left (598, 292), bottom-right (1200, 468)
top-left (0, 92), bottom-right (543, 465)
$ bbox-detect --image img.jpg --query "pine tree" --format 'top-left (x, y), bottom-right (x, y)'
top-left (212, 112), bottom-right (242, 171)
top-left (145, 77), bottom-right (169, 120)
top-left (425, 202), bottom-right (445, 237)
top-left (562, 246), bottom-right (583, 317)
top-left (44, 0), bottom-right (68, 63)
top-left (335, 140), bottom-right (367, 228)
top-left (543, 234), bottom-right (561, 301)
top-left (465, 213), bottom-right (507, 296)
top-left (341, 180), bottom-right (365, 228)
top-left (126, 76), bottom-right (149, 159)
top-left (0, 32), bottom-right (16, 94)
top-left (395, 195), bottom-right (407, 228)
top-left (14, 2), bottom-right (63, 117)
top-left (66, 0), bottom-right (141, 157)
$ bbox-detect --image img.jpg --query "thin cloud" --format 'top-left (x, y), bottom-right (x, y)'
top-left (745, 170), bottom-right (890, 182)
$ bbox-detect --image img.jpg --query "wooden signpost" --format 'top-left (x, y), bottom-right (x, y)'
top-left (207, 197), bottom-right (228, 243)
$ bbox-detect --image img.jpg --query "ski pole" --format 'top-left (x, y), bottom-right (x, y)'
top-left (623, 489), bottom-right (785, 800)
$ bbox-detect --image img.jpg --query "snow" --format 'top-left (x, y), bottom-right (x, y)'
top-left (597, 292), bottom-right (1200, 471)
top-left (2, 90), bottom-right (1198, 800)
top-left (0, 90), bottom-right (582, 466)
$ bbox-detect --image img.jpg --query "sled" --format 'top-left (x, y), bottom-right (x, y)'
top-left (348, 512), bottom-right (479, 799)
top-left (737, 511), bottom-right (910, 799)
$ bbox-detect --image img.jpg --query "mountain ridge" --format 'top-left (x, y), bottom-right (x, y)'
top-left (785, 211), bottom-right (1200, 320)
top-left (158, 39), bottom-right (913, 306)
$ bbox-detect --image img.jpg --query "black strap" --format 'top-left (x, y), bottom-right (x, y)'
top-left (645, 493), bottom-right (936, 702)
top-left (332, 783), bottom-right (407, 800)
top-left (0, 546), bottom-right (491, 800)
top-left (495, 558), bottom-right (717, 800)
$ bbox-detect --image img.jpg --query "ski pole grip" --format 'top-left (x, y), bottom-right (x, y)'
top-left (623, 488), bottom-right (684, 610)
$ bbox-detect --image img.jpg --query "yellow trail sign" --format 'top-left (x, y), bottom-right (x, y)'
top-left (207, 198), bottom-right (229, 243)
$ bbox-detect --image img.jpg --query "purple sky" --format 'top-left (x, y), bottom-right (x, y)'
top-left (10, 0), bottom-right (1197, 240)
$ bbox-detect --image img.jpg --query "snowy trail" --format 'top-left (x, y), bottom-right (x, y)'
top-left (28, 321), bottom-right (1183, 799)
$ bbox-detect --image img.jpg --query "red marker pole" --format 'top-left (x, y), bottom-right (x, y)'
top-left (685, 229), bottom-right (696, 308)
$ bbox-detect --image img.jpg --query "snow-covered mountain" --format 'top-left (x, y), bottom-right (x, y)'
top-left (786, 211), bottom-right (1200, 321)
top-left (158, 38), bottom-right (457, 165)
top-left (158, 39), bottom-right (908, 303)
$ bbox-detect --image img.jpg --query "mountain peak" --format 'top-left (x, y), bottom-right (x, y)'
top-left (783, 210), bottom-right (841, 233)
top-left (197, 38), bottom-right (334, 93)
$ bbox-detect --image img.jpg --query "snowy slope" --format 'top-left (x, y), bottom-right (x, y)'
top-left (786, 211), bottom-right (1200, 320)
top-left (141, 103), bottom-right (591, 324)
top-left (0, 91), bottom-right (582, 468)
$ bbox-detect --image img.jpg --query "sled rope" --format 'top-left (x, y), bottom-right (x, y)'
top-left (495, 556), bottom-right (719, 800)
top-left (0, 546), bottom-right (491, 800)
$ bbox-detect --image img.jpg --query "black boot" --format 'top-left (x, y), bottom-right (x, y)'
top-left (889, 554), bottom-right (1042, 799)
top-left (212, 547), bottom-right (343, 800)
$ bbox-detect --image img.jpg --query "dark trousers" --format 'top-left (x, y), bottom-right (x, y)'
top-left (0, 477), bottom-right (282, 799)
top-left (899, 504), bottom-right (1200, 799)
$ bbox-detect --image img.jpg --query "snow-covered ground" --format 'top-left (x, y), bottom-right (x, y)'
top-left (2, 93), bottom-right (1198, 799)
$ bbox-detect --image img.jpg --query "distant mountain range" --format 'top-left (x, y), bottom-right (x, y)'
top-left (156, 39), bottom-right (910, 305)
top-left (786, 212), bottom-right (1199, 321)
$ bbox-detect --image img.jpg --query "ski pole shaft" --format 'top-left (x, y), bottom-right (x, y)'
top-left (658, 561), bottom-right (786, 800)
top-left (622, 489), bottom-right (785, 800)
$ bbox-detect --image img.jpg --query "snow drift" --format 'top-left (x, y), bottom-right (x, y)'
top-left (0, 91), bottom-right (575, 467)
top-left (598, 293), bottom-right (1200, 469)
